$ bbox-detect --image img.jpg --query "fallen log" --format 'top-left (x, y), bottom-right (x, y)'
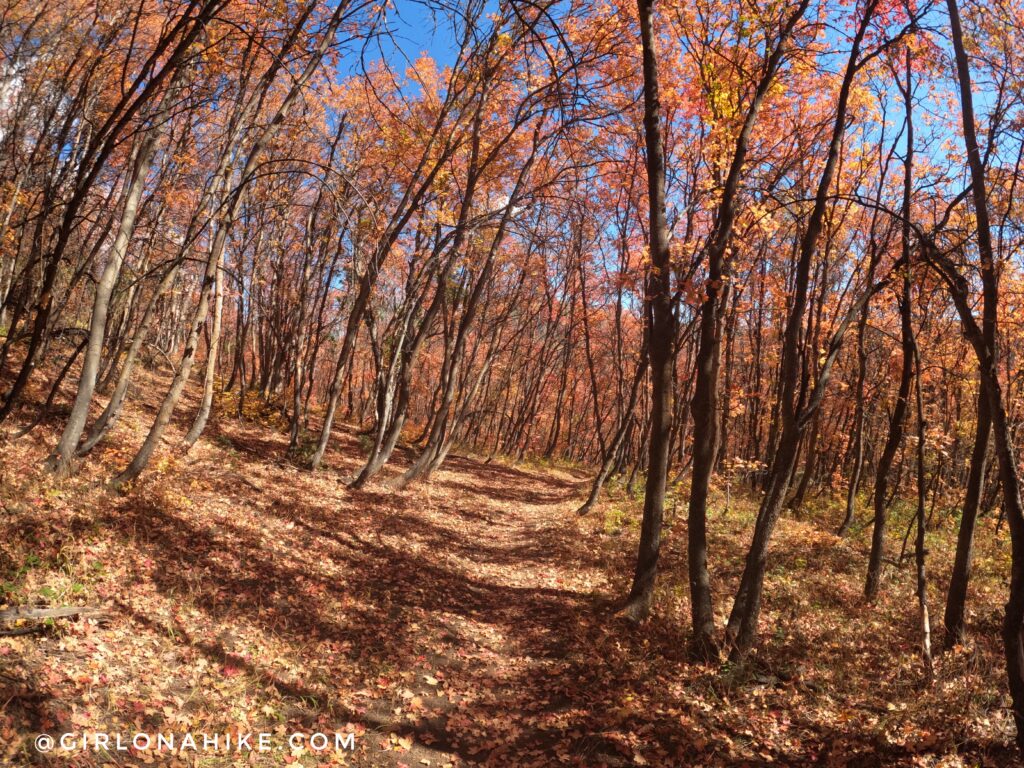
top-left (0, 605), bottom-right (109, 635)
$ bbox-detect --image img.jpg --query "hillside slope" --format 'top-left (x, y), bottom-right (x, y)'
top-left (0, 373), bottom-right (1017, 766)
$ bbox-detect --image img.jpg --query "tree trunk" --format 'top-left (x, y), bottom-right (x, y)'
top-left (577, 343), bottom-right (648, 516)
top-left (838, 269), bottom-right (873, 536)
top-left (183, 246), bottom-right (224, 447)
top-left (725, 0), bottom-right (878, 656)
top-left (47, 66), bottom-right (183, 473)
top-left (943, 0), bottom-right (1024, 749)
top-left (943, 390), bottom-right (990, 644)
top-left (684, 0), bottom-right (810, 656)
top-left (622, 0), bottom-right (674, 622)
top-left (913, 339), bottom-right (933, 683)
top-left (112, 238), bottom-right (221, 486)
top-left (866, 44), bottom-right (916, 601)
top-left (76, 260), bottom-right (182, 456)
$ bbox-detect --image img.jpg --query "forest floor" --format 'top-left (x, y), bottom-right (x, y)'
top-left (0, 368), bottom-right (1020, 767)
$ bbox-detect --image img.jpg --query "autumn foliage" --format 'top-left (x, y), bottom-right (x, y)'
top-left (3, 0), bottom-right (1024, 763)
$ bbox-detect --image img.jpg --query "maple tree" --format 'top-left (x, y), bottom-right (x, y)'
top-left (5, 0), bottom-right (1024, 762)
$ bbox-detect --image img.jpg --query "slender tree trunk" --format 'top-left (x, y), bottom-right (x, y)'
top-left (112, 239), bottom-right (221, 486)
top-left (866, 50), bottom-right (915, 600)
top-left (725, 0), bottom-right (878, 656)
top-left (622, 0), bottom-right (675, 622)
top-left (684, 0), bottom-right (810, 656)
top-left (76, 260), bottom-right (182, 455)
top-left (913, 339), bottom-right (933, 683)
top-left (788, 412), bottom-right (819, 514)
top-left (944, 0), bottom-right (1024, 749)
top-left (943, 390), bottom-right (990, 644)
top-left (577, 343), bottom-right (648, 516)
top-left (838, 287), bottom-right (872, 536)
top-left (288, 242), bottom-right (315, 450)
top-left (183, 247), bottom-right (224, 447)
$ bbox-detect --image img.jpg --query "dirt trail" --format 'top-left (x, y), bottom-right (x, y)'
top-left (2, 406), bottom-right (654, 767)
top-left (5, 400), bottom-right (1018, 766)
top-left (351, 453), bottom-right (616, 766)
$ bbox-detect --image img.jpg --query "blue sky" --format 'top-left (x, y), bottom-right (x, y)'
top-left (386, 1), bottom-right (460, 65)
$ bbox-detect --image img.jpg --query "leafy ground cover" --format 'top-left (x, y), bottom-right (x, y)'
top-left (0, 373), bottom-right (1018, 766)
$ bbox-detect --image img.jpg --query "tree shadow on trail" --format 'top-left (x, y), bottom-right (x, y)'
top-left (81, 420), bottom-right (770, 765)
top-left (96, 462), bottom-right (677, 765)
top-left (67, 414), bottom-right (1012, 767)
top-left (436, 477), bottom-right (578, 506)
